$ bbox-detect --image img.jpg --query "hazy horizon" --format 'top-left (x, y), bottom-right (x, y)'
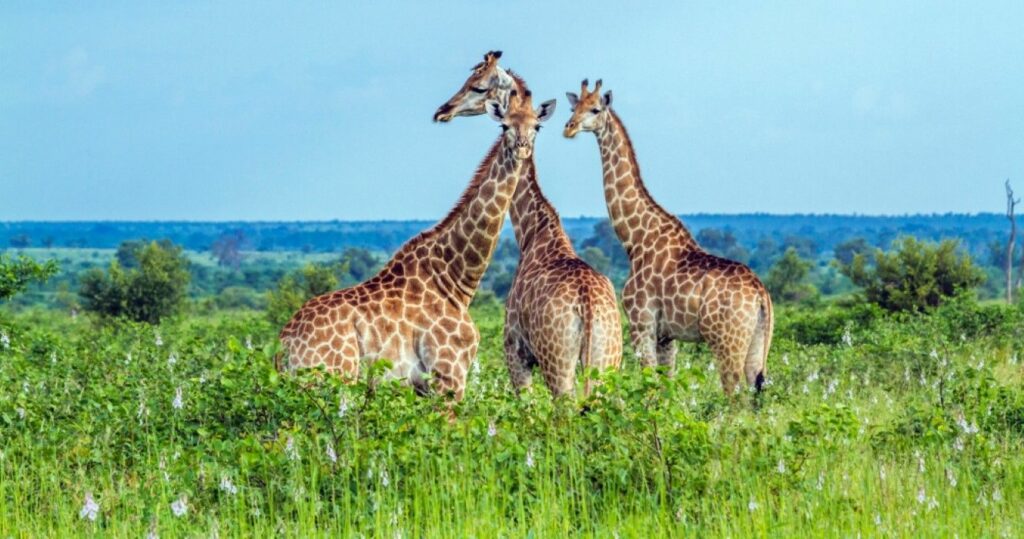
top-left (3, 2), bottom-right (1023, 220)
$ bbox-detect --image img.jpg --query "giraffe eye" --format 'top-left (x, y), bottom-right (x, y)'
top-left (535, 124), bottom-right (542, 131)
top-left (501, 125), bottom-right (509, 132)
top-left (470, 87), bottom-right (488, 94)
top-left (591, 108), bottom-right (600, 114)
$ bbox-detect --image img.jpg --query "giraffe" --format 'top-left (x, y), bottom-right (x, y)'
top-left (434, 52), bottom-right (622, 398)
top-left (564, 79), bottom-right (773, 394)
top-left (280, 89), bottom-right (557, 402)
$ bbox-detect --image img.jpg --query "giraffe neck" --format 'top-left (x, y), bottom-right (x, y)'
top-left (510, 159), bottom-right (575, 259)
top-left (426, 137), bottom-right (522, 306)
top-left (595, 110), bottom-right (698, 256)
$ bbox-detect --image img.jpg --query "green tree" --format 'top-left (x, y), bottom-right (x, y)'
top-left (340, 247), bottom-right (382, 283)
top-left (579, 246), bottom-right (611, 275)
top-left (834, 237), bottom-right (871, 266)
top-left (267, 262), bottom-right (347, 327)
top-left (0, 255), bottom-right (58, 301)
top-left (580, 219), bottom-right (629, 274)
top-left (838, 236), bottom-right (984, 312)
top-left (79, 240), bottom-right (191, 323)
top-left (765, 247), bottom-right (818, 303)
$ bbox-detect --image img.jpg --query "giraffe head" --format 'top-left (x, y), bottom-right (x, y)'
top-left (563, 78), bottom-right (612, 138)
top-left (433, 50), bottom-right (515, 122)
top-left (486, 89), bottom-right (556, 160)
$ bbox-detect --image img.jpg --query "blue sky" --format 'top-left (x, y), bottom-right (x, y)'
top-left (2, 2), bottom-right (1022, 220)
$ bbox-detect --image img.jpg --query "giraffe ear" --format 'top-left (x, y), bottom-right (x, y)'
top-left (602, 90), bottom-right (613, 107)
top-left (565, 92), bottom-right (579, 108)
top-left (485, 99), bottom-right (505, 123)
top-left (535, 99), bottom-right (557, 123)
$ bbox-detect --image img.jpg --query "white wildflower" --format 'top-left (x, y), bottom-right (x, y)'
top-left (879, 465), bottom-right (887, 482)
top-left (525, 450), bottom-right (535, 469)
top-left (816, 471), bottom-right (825, 491)
top-left (841, 328), bottom-right (853, 347)
top-left (380, 469), bottom-right (390, 488)
top-left (748, 498), bottom-right (759, 512)
top-left (337, 395), bottom-right (350, 418)
top-left (992, 488), bottom-right (1002, 503)
top-left (802, 383), bottom-right (809, 394)
top-left (487, 422), bottom-right (497, 438)
top-left (245, 335), bottom-right (253, 351)
top-left (953, 437), bottom-right (965, 452)
top-left (946, 468), bottom-right (957, 488)
top-left (873, 513), bottom-right (882, 528)
top-left (172, 387), bottom-right (183, 410)
top-left (167, 353), bottom-right (177, 366)
top-left (930, 349), bottom-right (939, 359)
top-left (219, 476), bottom-right (238, 495)
top-left (807, 371), bottom-right (820, 383)
top-left (51, 351), bottom-right (58, 364)
top-left (22, 381), bottom-right (29, 393)
top-left (707, 361), bottom-right (715, 372)
top-left (916, 487), bottom-right (927, 505)
top-left (125, 352), bottom-right (132, 365)
top-left (325, 443), bottom-right (337, 464)
top-left (79, 492), bottom-right (100, 521)
top-left (776, 459), bottom-right (786, 475)
top-left (137, 400), bottom-right (149, 423)
top-left (285, 436), bottom-right (299, 461)
top-left (927, 496), bottom-right (939, 511)
top-left (170, 495), bottom-right (188, 517)
top-left (16, 407), bottom-right (25, 419)
top-left (0, 332), bottom-right (10, 349)
top-left (154, 332), bottom-right (163, 347)
top-left (917, 455), bottom-right (926, 474)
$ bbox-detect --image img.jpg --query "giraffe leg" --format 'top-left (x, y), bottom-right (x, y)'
top-left (656, 338), bottom-right (678, 377)
top-left (704, 329), bottom-right (753, 396)
top-left (504, 327), bottom-right (535, 395)
top-left (629, 316), bottom-right (658, 370)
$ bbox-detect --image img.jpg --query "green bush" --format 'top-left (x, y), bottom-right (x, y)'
top-left (838, 236), bottom-right (984, 312)
top-left (765, 247), bottom-right (819, 304)
top-left (0, 254), bottom-right (58, 301)
top-left (78, 240), bottom-right (190, 323)
top-left (266, 262), bottom-right (347, 327)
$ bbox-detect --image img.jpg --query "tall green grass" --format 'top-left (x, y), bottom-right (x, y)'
top-left (1, 301), bottom-right (1022, 537)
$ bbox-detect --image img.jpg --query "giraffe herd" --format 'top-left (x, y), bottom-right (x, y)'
top-left (280, 51), bottom-right (772, 404)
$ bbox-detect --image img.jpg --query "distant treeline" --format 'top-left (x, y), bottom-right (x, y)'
top-left (1, 213), bottom-right (1006, 259)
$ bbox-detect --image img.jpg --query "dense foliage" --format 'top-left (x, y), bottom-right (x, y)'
top-left (0, 254), bottom-right (57, 301)
top-left (1, 299), bottom-right (1022, 536)
top-left (839, 237), bottom-right (985, 312)
top-left (78, 240), bottom-right (191, 323)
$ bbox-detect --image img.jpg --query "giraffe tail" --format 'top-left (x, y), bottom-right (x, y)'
top-left (577, 284), bottom-right (596, 397)
top-left (748, 288), bottom-right (774, 393)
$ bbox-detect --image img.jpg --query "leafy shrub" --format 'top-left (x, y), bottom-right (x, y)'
top-left (776, 302), bottom-right (884, 345)
top-left (266, 262), bottom-right (347, 326)
top-left (78, 240), bottom-right (190, 323)
top-left (0, 254), bottom-right (58, 301)
top-left (765, 247), bottom-right (819, 304)
top-left (838, 236), bottom-right (985, 312)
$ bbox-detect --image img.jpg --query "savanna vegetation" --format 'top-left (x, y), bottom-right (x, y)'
top-left (2, 217), bottom-right (1023, 536)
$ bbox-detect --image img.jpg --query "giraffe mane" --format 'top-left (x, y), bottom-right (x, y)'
top-left (401, 137), bottom-right (504, 247)
top-left (607, 109), bottom-right (697, 246)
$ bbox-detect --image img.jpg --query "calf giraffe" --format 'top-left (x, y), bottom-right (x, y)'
top-left (434, 52), bottom-right (622, 397)
top-left (564, 79), bottom-right (773, 394)
top-left (280, 90), bottom-right (556, 401)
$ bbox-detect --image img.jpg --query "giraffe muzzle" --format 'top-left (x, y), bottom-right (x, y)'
top-left (433, 103), bottom-right (455, 122)
top-left (563, 122), bottom-right (579, 138)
